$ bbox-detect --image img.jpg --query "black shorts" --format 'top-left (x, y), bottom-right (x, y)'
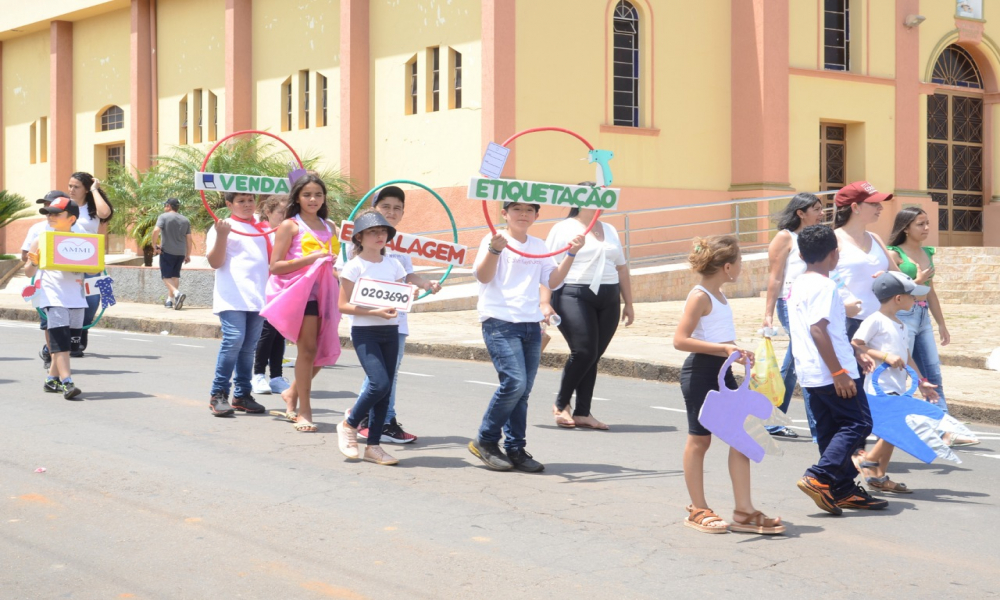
top-left (680, 353), bottom-right (737, 436)
top-left (159, 252), bottom-right (184, 279)
top-left (304, 300), bottom-right (319, 316)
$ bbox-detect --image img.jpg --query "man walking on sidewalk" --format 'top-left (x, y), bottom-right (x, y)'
top-left (152, 198), bottom-right (192, 310)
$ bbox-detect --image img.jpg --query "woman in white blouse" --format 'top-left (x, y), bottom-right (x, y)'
top-left (542, 189), bottom-right (634, 430)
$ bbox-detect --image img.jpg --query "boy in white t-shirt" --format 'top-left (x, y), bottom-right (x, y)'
top-left (205, 192), bottom-right (271, 417)
top-left (850, 271), bottom-right (938, 494)
top-left (788, 225), bottom-right (887, 515)
top-left (468, 201), bottom-right (584, 472)
top-left (22, 192), bottom-right (61, 370)
top-left (24, 196), bottom-right (89, 400)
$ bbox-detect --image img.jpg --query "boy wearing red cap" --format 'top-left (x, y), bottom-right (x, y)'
top-left (24, 195), bottom-right (87, 400)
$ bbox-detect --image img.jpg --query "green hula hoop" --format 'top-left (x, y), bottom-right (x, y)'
top-left (341, 180), bottom-right (459, 300)
top-left (31, 270), bottom-right (108, 330)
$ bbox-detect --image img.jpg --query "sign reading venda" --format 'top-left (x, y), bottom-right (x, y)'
top-left (194, 172), bottom-right (291, 194)
top-left (468, 177), bottom-right (620, 211)
top-left (38, 231), bottom-right (105, 273)
top-left (340, 221), bottom-right (467, 266)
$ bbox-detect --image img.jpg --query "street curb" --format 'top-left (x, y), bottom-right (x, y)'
top-left (3, 304), bottom-right (997, 426)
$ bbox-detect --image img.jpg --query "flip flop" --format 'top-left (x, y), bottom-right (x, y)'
top-left (553, 406), bottom-right (576, 428)
top-left (573, 417), bottom-right (610, 431)
top-left (293, 419), bottom-right (318, 432)
top-left (269, 410), bottom-right (299, 422)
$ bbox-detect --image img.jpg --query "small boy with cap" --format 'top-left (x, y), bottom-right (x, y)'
top-left (849, 271), bottom-right (939, 494)
top-left (468, 201), bottom-right (584, 472)
top-left (22, 191), bottom-right (65, 370)
top-left (24, 194), bottom-right (88, 400)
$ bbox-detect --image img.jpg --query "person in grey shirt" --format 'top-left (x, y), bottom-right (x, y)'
top-left (152, 198), bottom-right (193, 309)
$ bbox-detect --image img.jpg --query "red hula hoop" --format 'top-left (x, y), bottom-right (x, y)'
top-left (482, 127), bottom-right (602, 259)
top-left (199, 130), bottom-right (305, 237)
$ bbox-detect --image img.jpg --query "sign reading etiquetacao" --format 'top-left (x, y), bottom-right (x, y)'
top-left (468, 177), bottom-right (620, 211)
top-left (194, 172), bottom-right (292, 194)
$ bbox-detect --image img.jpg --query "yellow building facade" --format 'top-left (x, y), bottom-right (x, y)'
top-left (3, 0), bottom-right (1000, 254)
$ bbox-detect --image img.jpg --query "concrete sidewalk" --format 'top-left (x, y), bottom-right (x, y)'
top-left (1, 292), bottom-right (997, 423)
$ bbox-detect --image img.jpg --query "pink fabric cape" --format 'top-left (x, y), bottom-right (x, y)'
top-left (260, 221), bottom-right (342, 367)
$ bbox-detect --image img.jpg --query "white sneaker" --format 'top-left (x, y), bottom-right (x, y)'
top-left (251, 373), bottom-right (272, 395)
top-left (269, 376), bottom-right (291, 393)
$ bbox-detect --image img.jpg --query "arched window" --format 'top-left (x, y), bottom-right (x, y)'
top-left (931, 45), bottom-right (983, 89)
top-left (100, 105), bottom-right (124, 131)
top-left (612, 1), bottom-right (639, 127)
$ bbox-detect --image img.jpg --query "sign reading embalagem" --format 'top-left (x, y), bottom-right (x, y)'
top-left (194, 172), bottom-right (291, 194)
top-left (468, 177), bottom-right (620, 211)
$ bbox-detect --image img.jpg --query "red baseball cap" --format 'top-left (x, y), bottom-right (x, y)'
top-left (834, 181), bottom-right (893, 207)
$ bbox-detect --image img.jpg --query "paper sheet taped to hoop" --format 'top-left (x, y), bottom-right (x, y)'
top-left (38, 231), bottom-right (105, 273)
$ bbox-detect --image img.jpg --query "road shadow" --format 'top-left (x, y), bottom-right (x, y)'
top-left (411, 435), bottom-right (473, 451)
top-left (892, 461), bottom-right (972, 475)
top-left (733, 520), bottom-right (826, 541)
top-left (0, 379), bottom-right (16, 385)
top-left (311, 391), bottom-right (357, 400)
top-left (543, 462), bottom-right (683, 483)
top-left (83, 354), bottom-right (162, 360)
top-left (79, 391), bottom-right (156, 401)
top-left (71, 369), bottom-right (139, 376)
top-left (397, 456), bottom-right (470, 469)
top-left (0, 357), bottom-right (32, 362)
top-left (534, 424), bottom-right (677, 434)
top-left (906, 487), bottom-right (991, 505)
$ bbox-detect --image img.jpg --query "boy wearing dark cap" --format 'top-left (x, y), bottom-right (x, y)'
top-left (468, 201), bottom-right (584, 472)
top-left (24, 195), bottom-right (87, 400)
top-left (21, 191), bottom-right (65, 370)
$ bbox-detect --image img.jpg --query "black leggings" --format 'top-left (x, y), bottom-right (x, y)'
top-left (253, 320), bottom-right (286, 378)
top-left (551, 283), bottom-right (621, 416)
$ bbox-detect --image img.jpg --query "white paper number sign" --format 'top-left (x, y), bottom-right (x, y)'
top-left (350, 277), bottom-right (416, 313)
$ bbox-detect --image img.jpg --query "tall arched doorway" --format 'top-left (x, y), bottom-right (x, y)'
top-left (927, 45), bottom-right (985, 246)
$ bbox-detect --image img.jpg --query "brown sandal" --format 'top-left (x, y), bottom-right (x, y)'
top-left (867, 477), bottom-right (912, 494)
top-left (730, 510), bottom-right (785, 535)
top-left (553, 405), bottom-right (576, 428)
top-left (683, 505), bottom-right (729, 534)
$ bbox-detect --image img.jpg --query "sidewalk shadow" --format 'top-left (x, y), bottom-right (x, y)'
top-left (534, 424), bottom-right (677, 434)
top-left (543, 462), bottom-right (683, 483)
top-left (71, 369), bottom-right (139, 376)
top-left (80, 391), bottom-right (156, 401)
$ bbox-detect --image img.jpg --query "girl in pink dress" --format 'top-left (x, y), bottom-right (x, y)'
top-left (261, 174), bottom-right (342, 432)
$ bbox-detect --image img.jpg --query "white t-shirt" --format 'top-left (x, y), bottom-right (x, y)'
top-left (73, 206), bottom-right (100, 234)
top-left (205, 220), bottom-right (270, 314)
top-left (344, 246), bottom-right (414, 335)
top-left (474, 233), bottom-right (559, 323)
top-left (545, 219), bottom-right (626, 290)
top-left (36, 269), bottom-right (87, 309)
top-left (832, 232), bottom-right (889, 319)
top-left (340, 254), bottom-right (407, 327)
top-left (788, 272), bottom-right (860, 388)
top-left (854, 311), bottom-right (910, 397)
top-left (22, 221), bottom-right (48, 252)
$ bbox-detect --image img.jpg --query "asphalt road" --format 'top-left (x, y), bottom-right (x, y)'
top-left (2, 320), bottom-right (999, 599)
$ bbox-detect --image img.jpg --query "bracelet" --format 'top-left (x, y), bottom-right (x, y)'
top-left (830, 368), bottom-right (848, 377)
top-left (567, 252), bottom-right (577, 257)
top-left (488, 245), bottom-right (502, 256)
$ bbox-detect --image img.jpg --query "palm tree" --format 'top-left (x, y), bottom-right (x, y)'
top-left (0, 190), bottom-right (30, 231)
top-left (104, 163), bottom-right (174, 266)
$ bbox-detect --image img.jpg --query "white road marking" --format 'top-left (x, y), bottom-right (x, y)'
top-left (399, 371), bottom-right (432, 377)
top-left (552, 392), bottom-right (610, 401)
top-left (123, 338), bottom-right (150, 343)
top-left (87, 334), bottom-right (104, 337)
top-left (651, 406), bottom-right (686, 413)
top-left (973, 453), bottom-right (1000, 460)
top-left (466, 380), bottom-right (498, 387)
top-left (173, 344), bottom-right (203, 348)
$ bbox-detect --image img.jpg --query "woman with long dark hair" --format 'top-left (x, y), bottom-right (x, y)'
top-left (66, 171), bottom-right (115, 356)
top-left (541, 184), bottom-right (634, 430)
top-left (762, 192), bottom-right (825, 439)
top-left (886, 207), bottom-right (975, 446)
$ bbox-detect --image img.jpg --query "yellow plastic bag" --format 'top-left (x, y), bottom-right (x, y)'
top-left (749, 337), bottom-right (785, 408)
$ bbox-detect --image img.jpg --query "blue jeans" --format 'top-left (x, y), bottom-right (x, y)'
top-left (898, 303), bottom-right (947, 413)
top-left (347, 326), bottom-right (399, 446)
top-left (357, 333), bottom-right (406, 425)
top-left (805, 378), bottom-right (872, 500)
top-left (768, 299), bottom-right (818, 438)
top-left (477, 319), bottom-right (542, 452)
top-left (211, 311), bottom-right (265, 398)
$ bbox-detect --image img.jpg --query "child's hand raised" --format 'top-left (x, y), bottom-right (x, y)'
top-left (214, 219), bottom-right (233, 236)
top-left (488, 234), bottom-right (507, 253)
top-left (568, 235), bottom-right (586, 254)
